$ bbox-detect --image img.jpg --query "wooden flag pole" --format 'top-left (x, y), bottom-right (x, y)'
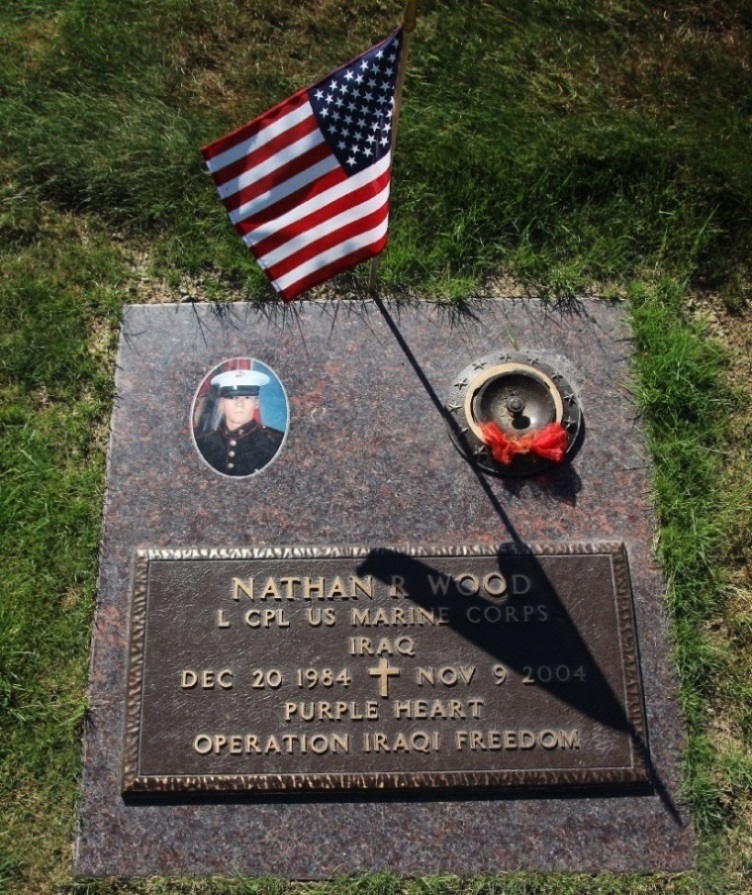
top-left (390, 0), bottom-right (418, 149)
top-left (368, 0), bottom-right (419, 295)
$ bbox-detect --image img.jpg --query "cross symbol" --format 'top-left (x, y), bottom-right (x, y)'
top-left (368, 658), bottom-right (400, 698)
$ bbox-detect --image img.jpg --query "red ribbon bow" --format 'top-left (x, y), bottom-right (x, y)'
top-left (478, 421), bottom-right (569, 466)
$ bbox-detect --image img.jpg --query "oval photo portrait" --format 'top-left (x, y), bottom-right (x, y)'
top-left (191, 358), bottom-right (288, 478)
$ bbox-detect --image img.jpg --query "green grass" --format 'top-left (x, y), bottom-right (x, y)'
top-left (0, 230), bottom-right (124, 893)
top-left (1, 1), bottom-right (752, 893)
top-left (629, 283), bottom-right (752, 888)
top-left (1, 1), bottom-right (751, 296)
top-left (59, 875), bottom-right (707, 895)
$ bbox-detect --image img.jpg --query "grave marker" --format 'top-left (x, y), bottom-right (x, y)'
top-left (76, 300), bottom-right (693, 876)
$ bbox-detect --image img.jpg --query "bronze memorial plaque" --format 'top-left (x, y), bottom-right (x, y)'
top-left (123, 541), bottom-right (649, 795)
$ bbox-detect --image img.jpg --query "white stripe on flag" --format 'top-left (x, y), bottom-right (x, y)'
top-left (243, 152), bottom-right (392, 246)
top-left (228, 154), bottom-right (340, 225)
top-left (271, 215), bottom-right (390, 294)
top-left (258, 180), bottom-right (391, 269)
top-left (218, 127), bottom-right (325, 200)
top-left (206, 101), bottom-right (313, 174)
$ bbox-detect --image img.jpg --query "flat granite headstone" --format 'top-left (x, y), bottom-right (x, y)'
top-left (75, 299), bottom-right (694, 877)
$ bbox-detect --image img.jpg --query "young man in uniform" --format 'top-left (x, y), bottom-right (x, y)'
top-left (195, 369), bottom-right (284, 476)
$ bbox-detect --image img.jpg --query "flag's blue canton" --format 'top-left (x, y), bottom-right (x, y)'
top-left (308, 30), bottom-right (401, 177)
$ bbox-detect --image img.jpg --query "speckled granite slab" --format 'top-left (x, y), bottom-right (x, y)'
top-left (75, 299), bottom-right (693, 877)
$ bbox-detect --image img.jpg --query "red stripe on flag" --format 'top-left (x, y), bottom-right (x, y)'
top-left (210, 113), bottom-right (320, 190)
top-left (200, 88), bottom-right (309, 163)
top-left (219, 141), bottom-right (334, 215)
top-left (251, 167), bottom-right (392, 258)
top-left (232, 167), bottom-right (349, 237)
top-left (262, 201), bottom-right (390, 282)
top-left (276, 235), bottom-right (389, 302)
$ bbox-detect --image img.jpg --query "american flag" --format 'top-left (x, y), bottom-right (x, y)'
top-left (201, 29), bottom-right (403, 301)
